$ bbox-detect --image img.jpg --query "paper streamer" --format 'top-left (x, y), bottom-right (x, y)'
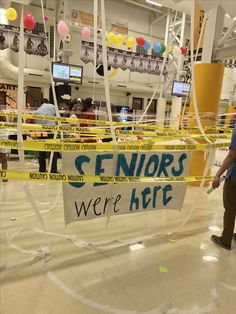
top-left (190, 7), bottom-right (212, 145)
top-left (10, 183), bottom-right (62, 222)
top-left (92, 0), bottom-right (98, 100)
top-left (179, 148), bottom-right (215, 228)
top-left (137, 54), bottom-right (168, 123)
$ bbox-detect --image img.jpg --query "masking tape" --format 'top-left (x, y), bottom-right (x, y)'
top-left (0, 169), bottom-right (214, 184)
top-left (0, 139), bottom-right (230, 152)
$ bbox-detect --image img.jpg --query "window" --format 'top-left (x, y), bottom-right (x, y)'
top-left (147, 99), bottom-right (157, 114)
top-left (132, 97), bottom-right (143, 110)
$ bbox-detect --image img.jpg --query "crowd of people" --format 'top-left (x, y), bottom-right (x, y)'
top-left (35, 97), bottom-right (96, 173)
top-left (0, 96), bottom-right (96, 178)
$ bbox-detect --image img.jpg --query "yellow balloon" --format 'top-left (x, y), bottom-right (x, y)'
top-left (115, 34), bottom-right (124, 47)
top-left (6, 8), bottom-right (17, 21)
top-left (107, 32), bottom-right (116, 44)
top-left (126, 37), bottom-right (135, 49)
top-left (166, 43), bottom-right (172, 53)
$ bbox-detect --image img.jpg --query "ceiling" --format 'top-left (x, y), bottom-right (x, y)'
top-left (138, 0), bottom-right (236, 18)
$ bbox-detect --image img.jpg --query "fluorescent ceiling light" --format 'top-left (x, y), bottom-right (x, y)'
top-left (146, 0), bottom-right (163, 7)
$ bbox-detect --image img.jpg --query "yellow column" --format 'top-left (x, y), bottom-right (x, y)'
top-left (188, 63), bottom-right (224, 185)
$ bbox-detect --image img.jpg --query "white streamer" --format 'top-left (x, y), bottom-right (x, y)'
top-left (179, 148), bottom-right (215, 227)
top-left (10, 183), bottom-right (61, 222)
top-left (93, 0), bottom-right (98, 100)
top-left (100, 0), bottom-right (116, 143)
top-left (137, 55), bottom-right (168, 123)
top-left (40, 0), bottom-right (63, 173)
top-left (190, 7), bottom-right (212, 145)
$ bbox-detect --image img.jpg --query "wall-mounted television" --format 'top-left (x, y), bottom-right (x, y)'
top-left (171, 81), bottom-right (190, 97)
top-left (52, 62), bottom-right (83, 85)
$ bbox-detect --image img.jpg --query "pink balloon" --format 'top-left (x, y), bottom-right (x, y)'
top-left (57, 20), bottom-right (69, 38)
top-left (81, 26), bottom-right (90, 40)
top-left (44, 16), bottom-right (49, 22)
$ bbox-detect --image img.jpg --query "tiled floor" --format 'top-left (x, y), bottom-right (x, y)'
top-left (0, 160), bottom-right (235, 314)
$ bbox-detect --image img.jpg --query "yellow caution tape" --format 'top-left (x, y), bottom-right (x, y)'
top-left (0, 139), bottom-right (230, 152)
top-left (0, 169), bottom-right (214, 184)
top-left (0, 122), bottom-right (232, 140)
top-left (0, 111), bottom-right (233, 132)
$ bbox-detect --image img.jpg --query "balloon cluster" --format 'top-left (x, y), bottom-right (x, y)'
top-left (80, 27), bottom-right (187, 57)
top-left (6, 7), bottom-right (50, 30)
top-left (6, 8), bottom-right (36, 31)
top-left (153, 41), bottom-right (166, 53)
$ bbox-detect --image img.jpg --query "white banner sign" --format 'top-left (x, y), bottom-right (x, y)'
top-left (62, 151), bottom-right (190, 225)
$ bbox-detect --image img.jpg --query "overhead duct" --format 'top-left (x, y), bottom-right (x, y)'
top-left (0, 48), bottom-right (50, 84)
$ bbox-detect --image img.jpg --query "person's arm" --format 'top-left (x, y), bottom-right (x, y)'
top-left (212, 149), bottom-right (236, 188)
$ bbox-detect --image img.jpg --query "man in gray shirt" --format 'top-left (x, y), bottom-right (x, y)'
top-left (36, 98), bottom-right (58, 173)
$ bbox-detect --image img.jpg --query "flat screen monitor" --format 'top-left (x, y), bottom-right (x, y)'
top-left (171, 81), bottom-right (190, 97)
top-left (52, 62), bottom-right (83, 85)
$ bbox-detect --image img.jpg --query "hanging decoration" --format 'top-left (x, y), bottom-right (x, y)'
top-left (160, 42), bottom-right (166, 53)
top-left (0, 24), bottom-right (48, 56)
top-left (136, 36), bottom-right (145, 46)
top-left (126, 36), bottom-right (135, 49)
top-left (81, 41), bottom-right (168, 76)
top-left (115, 34), bottom-right (124, 47)
top-left (180, 46), bottom-right (187, 56)
top-left (173, 45), bottom-right (182, 58)
top-left (57, 20), bottom-right (69, 38)
top-left (144, 40), bottom-right (151, 50)
top-left (81, 26), bottom-right (90, 40)
top-left (153, 41), bottom-right (161, 53)
top-left (23, 13), bottom-right (36, 30)
top-left (6, 8), bottom-right (17, 21)
top-left (166, 43), bottom-right (172, 53)
top-left (106, 31), bottom-right (116, 44)
top-left (44, 16), bottom-right (49, 22)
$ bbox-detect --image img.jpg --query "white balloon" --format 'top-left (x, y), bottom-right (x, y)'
top-left (173, 45), bottom-right (181, 58)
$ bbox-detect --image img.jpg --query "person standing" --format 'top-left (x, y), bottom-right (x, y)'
top-left (211, 126), bottom-right (236, 250)
top-left (79, 98), bottom-right (96, 143)
top-left (0, 128), bottom-right (9, 182)
top-left (80, 98), bottom-right (96, 127)
top-left (36, 98), bottom-right (58, 173)
top-left (69, 98), bottom-right (83, 127)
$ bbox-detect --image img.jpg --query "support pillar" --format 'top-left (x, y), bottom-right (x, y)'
top-left (170, 96), bottom-right (182, 129)
top-left (188, 63), bottom-right (224, 184)
top-left (156, 97), bottom-right (166, 126)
